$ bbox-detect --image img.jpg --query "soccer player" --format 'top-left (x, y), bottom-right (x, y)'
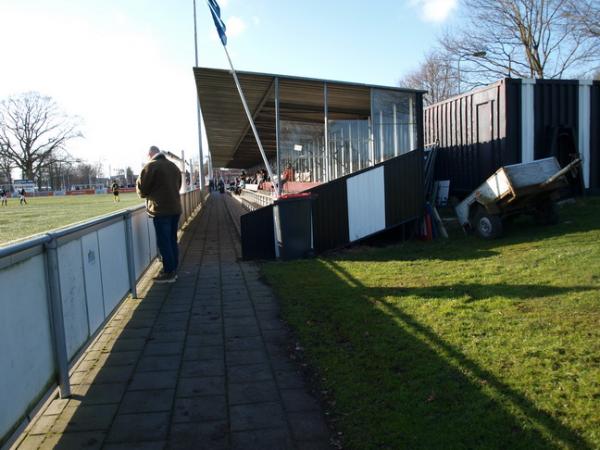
top-left (19, 188), bottom-right (28, 205)
top-left (0, 186), bottom-right (7, 206)
top-left (111, 181), bottom-right (120, 202)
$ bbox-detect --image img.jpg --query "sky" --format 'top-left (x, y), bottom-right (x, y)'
top-left (0, 0), bottom-right (459, 177)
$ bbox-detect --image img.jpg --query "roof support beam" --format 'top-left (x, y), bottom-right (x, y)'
top-left (231, 78), bottom-right (276, 163)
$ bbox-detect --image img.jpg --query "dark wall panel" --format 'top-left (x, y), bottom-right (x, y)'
top-left (308, 180), bottom-right (349, 253)
top-left (241, 205), bottom-right (276, 260)
top-left (425, 79), bottom-right (520, 196)
top-left (504, 78), bottom-right (522, 163)
top-left (384, 149), bottom-right (424, 227)
top-left (591, 81), bottom-right (600, 191)
top-left (533, 79), bottom-right (579, 164)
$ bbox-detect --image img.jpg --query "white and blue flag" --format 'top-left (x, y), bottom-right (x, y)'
top-left (207, 0), bottom-right (227, 46)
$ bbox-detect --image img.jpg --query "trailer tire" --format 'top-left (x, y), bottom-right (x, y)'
top-left (474, 209), bottom-right (503, 239)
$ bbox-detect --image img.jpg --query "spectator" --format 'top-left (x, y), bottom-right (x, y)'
top-left (136, 145), bottom-right (182, 284)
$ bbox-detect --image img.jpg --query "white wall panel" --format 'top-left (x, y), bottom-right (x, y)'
top-left (521, 79), bottom-right (535, 163)
top-left (81, 233), bottom-right (105, 334)
top-left (0, 255), bottom-right (54, 440)
top-left (132, 211), bottom-right (151, 280)
top-left (97, 222), bottom-right (129, 313)
top-left (58, 240), bottom-right (89, 360)
top-left (346, 166), bottom-right (386, 241)
top-left (578, 80), bottom-right (592, 189)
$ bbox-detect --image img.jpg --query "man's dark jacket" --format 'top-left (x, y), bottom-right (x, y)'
top-left (136, 153), bottom-right (182, 217)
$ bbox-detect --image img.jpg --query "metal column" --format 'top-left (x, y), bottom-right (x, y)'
top-left (324, 82), bottom-right (329, 182)
top-left (348, 123), bottom-right (353, 173)
top-left (193, 0), bottom-right (205, 192)
top-left (379, 110), bottom-right (384, 163)
top-left (124, 213), bottom-right (138, 299)
top-left (45, 238), bottom-right (71, 398)
top-left (275, 77), bottom-right (282, 195)
top-left (393, 104), bottom-right (399, 157)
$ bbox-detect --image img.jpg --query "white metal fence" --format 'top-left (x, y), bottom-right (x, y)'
top-left (239, 189), bottom-right (275, 211)
top-left (0, 189), bottom-right (206, 446)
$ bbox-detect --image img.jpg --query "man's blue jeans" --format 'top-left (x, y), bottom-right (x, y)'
top-left (153, 215), bottom-right (180, 273)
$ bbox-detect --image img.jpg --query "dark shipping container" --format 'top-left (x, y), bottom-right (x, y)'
top-left (425, 78), bottom-right (599, 196)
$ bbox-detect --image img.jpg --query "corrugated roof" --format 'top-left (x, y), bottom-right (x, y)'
top-left (194, 67), bottom-right (425, 168)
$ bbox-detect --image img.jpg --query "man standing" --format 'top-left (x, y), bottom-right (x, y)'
top-left (136, 145), bottom-right (182, 283)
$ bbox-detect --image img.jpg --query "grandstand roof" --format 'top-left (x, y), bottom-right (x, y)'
top-left (193, 67), bottom-right (425, 169)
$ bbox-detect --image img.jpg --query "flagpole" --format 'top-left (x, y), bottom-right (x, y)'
top-left (193, 0), bottom-right (206, 191)
top-left (221, 46), bottom-right (278, 196)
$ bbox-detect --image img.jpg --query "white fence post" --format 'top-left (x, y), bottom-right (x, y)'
top-left (124, 213), bottom-right (137, 299)
top-left (44, 237), bottom-right (71, 398)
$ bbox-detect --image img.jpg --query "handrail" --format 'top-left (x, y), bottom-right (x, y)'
top-left (240, 189), bottom-right (275, 208)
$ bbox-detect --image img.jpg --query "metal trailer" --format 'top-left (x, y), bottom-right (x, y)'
top-left (455, 157), bottom-right (581, 238)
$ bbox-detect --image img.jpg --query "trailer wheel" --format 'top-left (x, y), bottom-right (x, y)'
top-left (534, 201), bottom-right (559, 225)
top-left (474, 208), bottom-right (503, 239)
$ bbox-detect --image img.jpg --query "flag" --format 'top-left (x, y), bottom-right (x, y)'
top-left (207, 0), bottom-right (227, 46)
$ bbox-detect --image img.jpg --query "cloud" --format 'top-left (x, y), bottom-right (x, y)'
top-left (410, 0), bottom-right (457, 22)
top-left (226, 16), bottom-right (247, 37)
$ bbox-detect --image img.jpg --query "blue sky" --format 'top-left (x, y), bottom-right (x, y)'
top-left (0, 0), bottom-right (459, 175)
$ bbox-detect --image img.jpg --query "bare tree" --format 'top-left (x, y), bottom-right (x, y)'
top-left (400, 50), bottom-right (459, 105)
top-left (441, 0), bottom-right (600, 86)
top-left (564, 0), bottom-right (600, 38)
top-left (0, 92), bottom-right (82, 182)
top-left (0, 154), bottom-right (13, 186)
top-left (125, 167), bottom-right (134, 186)
top-left (71, 162), bottom-right (99, 186)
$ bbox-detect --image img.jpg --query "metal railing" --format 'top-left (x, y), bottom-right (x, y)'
top-left (0, 189), bottom-right (207, 447)
top-left (239, 189), bottom-right (275, 211)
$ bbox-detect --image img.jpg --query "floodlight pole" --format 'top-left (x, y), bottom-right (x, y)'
top-left (222, 46), bottom-right (278, 196)
top-left (193, 0), bottom-right (206, 192)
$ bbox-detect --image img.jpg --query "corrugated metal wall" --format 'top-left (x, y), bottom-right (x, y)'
top-left (425, 78), bottom-right (599, 195)
top-left (533, 79), bottom-right (579, 163)
top-left (591, 81), bottom-right (600, 192)
top-left (424, 79), bottom-right (521, 195)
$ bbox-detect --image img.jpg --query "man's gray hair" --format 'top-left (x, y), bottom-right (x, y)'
top-left (149, 145), bottom-right (160, 155)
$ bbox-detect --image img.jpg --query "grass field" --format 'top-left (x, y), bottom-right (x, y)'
top-left (262, 198), bottom-right (600, 450)
top-left (0, 193), bottom-right (144, 246)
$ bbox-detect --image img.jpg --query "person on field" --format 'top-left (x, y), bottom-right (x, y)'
top-left (136, 145), bottom-right (182, 284)
top-left (111, 181), bottom-right (120, 202)
top-left (0, 187), bottom-right (7, 206)
top-left (19, 188), bottom-right (28, 205)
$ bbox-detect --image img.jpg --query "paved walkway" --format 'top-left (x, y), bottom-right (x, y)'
top-left (14, 195), bottom-right (331, 450)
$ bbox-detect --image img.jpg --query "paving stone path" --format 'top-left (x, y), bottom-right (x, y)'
top-left (14, 194), bottom-right (332, 450)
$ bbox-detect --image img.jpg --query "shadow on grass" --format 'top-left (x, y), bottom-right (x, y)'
top-left (275, 257), bottom-right (593, 449)
top-left (367, 282), bottom-right (596, 303)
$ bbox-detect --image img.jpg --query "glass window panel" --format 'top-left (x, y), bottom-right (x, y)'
top-left (371, 89), bottom-right (418, 163)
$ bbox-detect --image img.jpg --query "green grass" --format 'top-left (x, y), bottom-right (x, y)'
top-left (0, 193), bottom-right (144, 246)
top-left (262, 198), bottom-right (600, 450)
